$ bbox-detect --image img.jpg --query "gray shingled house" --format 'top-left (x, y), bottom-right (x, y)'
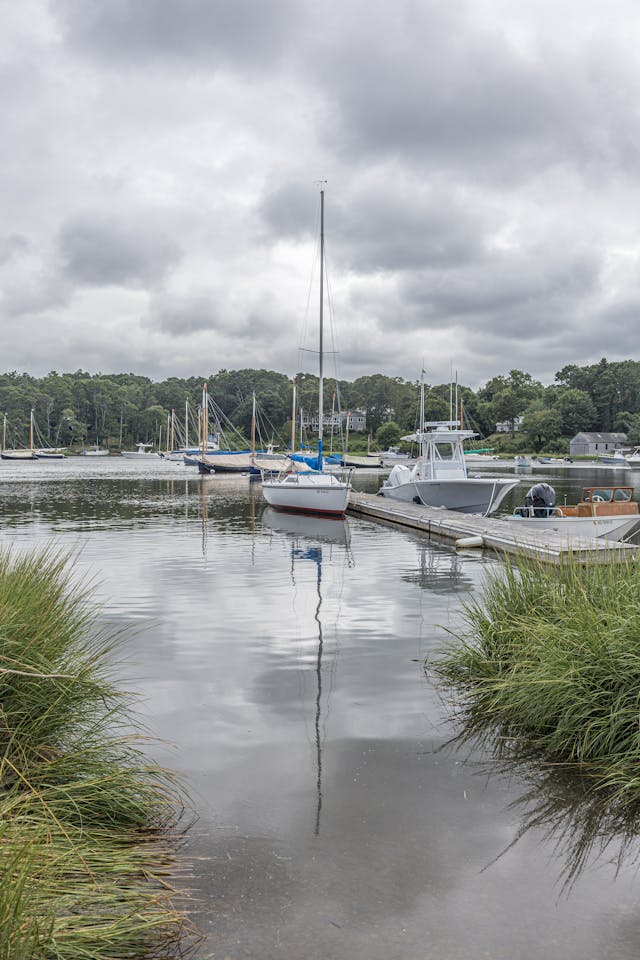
top-left (569, 432), bottom-right (627, 457)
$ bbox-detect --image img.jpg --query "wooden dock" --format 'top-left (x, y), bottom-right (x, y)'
top-left (347, 492), bottom-right (637, 564)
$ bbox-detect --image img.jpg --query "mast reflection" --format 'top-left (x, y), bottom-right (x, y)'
top-left (262, 508), bottom-right (353, 836)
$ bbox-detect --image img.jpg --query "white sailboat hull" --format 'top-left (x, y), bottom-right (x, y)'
top-left (507, 514), bottom-right (640, 542)
top-left (262, 473), bottom-right (350, 516)
top-left (380, 476), bottom-right (518, 515)
top-left (1, 449), bottom-right (37, 460)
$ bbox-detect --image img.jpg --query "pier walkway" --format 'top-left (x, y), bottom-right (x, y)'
top-left (347, 492), bottom-right (637, 564)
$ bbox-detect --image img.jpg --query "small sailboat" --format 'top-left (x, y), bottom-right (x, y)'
top-left (261, 187), bottom-right (351, 517)
top-left (1, 410), bottom-right (38, 460)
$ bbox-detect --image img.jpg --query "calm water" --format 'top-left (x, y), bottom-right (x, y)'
top-left (1, 458), bottom-right (640, 959)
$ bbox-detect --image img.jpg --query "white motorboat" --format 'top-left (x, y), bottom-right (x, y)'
top-left (597, 448), bottom-right (628, 466)
top-left (121, 442), bottom-right (160, 459)
top-left (508, 482), bottom-right (640, 541)
top-left (262, 187), bottom-right (350, 517)
top-left (625, 448), bottom-right (640, 469)
top-left (370, 447), bottom-right (415, 468)
top-left (379, 382), bottom-right (519, 515)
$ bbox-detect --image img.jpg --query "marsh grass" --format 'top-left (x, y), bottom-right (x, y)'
top-left (0, 548), bottom-right (194, 959)
top-left (432, 553), bottom-right (640, 808)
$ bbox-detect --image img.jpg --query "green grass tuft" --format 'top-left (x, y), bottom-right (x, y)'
top-left (432, 553), bottom-right (640, 808)
top-left (0, 547), bottom-right (195, 959)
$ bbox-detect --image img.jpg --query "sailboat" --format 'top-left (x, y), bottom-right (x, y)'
top-left (262, 186), bottom-right (351, 517)
top-left (1, 410), bottom-right (38, 460)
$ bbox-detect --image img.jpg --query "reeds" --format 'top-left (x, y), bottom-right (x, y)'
top-left (432, 553), bottom-right (640, 808)
top-left (0, 548), bottom-right (193, 959)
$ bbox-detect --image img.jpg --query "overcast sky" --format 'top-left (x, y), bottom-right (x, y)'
top-left (2, 0), bottom-right (640, 388)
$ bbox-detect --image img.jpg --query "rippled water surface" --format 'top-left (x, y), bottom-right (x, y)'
top-left (1, 458), bottom-right (639, 959)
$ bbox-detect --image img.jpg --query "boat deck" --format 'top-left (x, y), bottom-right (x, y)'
top-left (347, 492), bottom-right (637, 564)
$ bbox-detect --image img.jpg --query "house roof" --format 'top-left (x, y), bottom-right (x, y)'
top-left (570, 432), bottom-right (627, 442)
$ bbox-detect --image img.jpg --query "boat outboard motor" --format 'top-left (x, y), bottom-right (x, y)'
top-left (517, 482), bottom-right (556, 518)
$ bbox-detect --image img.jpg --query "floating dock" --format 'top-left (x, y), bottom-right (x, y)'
top-left (347, 492), bottom-right (637, 564)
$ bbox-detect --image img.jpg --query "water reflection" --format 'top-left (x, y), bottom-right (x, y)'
top-left (401, 541), bottom-right (475, 594)
top-left (262, 509), bottom-right (353, 836)
top-left (443, 726), bottom-right (640, 892)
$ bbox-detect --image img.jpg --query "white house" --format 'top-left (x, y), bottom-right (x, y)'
top-left (495, 416), bottom-right (523, 433)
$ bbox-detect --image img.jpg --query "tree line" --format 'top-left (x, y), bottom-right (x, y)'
top-left (1, 358), bottom-right (639, 453)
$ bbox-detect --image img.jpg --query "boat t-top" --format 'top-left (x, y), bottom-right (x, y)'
top-left (379, 420), bottom-right (519, 515)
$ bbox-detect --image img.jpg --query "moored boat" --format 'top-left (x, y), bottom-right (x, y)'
top-left (625, 448), bottom-right (640, 469)
top-left (509, 482), bottom-right (640, 541)
top-left (379, 379), bottom-right (519, 516)
top-left (121, 443), bottom-right (160, 459)
top-left (1, 448), bottom-right (38, 460)
top-left (262, 187), bottom-right (351, 517)
top-left (597, 448), bottom-right (628, 466)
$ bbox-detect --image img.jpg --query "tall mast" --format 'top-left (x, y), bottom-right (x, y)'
top-left (29, 408), bottom-right (34, 451)
top-left (202, 383), bottom-right (208, 457)
top-left (251, 391), bottom-right (256, 463)
top-left (329, 391), bottom-right (335, 454)
top-left (454, 371), bottom-right (458, 428)
top-left (185, 399), bottom-right (189, 450)
top-left (290, 378), bottom-right (296, 452)
top-left (2, 413), bottom-right (6, 452)
top-left (318, 185), bottom-right (325, 461)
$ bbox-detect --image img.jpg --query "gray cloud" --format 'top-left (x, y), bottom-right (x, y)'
top-left (0, 234), bottom-right (29, 265)
top-left (304, 2), bottom-right (640, 185)
top-left (0, 0), bottom-right (638, 385)
top-left (147, 293), bottom-right (218, 336)
top-left (56, 0), bottom-right (303, 70)
top-left (400, 250), bottom-right (602, 329)
top-left (58, 216), bottom-right (182, 288)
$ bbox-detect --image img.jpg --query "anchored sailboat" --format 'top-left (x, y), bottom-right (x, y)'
top-left (262, 186), bottom-right (351, 517)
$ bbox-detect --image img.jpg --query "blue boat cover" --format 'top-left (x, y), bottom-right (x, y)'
top-left (290, 452), bottom-right (323, 471)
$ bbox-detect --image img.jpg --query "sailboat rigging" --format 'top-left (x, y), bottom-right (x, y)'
top-left (261, 186), bottom-right (351, 516)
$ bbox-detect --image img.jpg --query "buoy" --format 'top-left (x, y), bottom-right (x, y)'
top-left (455, 535), bottom-right (484, 548)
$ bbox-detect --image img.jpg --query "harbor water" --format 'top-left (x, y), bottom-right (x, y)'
top-left (1, 457), bottom-right (639, 959)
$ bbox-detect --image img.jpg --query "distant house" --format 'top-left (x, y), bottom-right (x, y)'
top-left (345, 410), bottom-right (367, 432)
top-left (569, 432), bottom-right (627, 457)
top-left (496, 416), bottom-right (522, 433)
top-left (300, 409), bottom-right (367, 433)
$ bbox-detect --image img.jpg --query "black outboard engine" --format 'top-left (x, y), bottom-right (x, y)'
top-left (516, 482), bottom-right (556, 518)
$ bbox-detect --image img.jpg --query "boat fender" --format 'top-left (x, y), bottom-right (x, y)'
top-left (413, 496), bottom-right (421, 504)
top-left (456, 535), bottom-right (484, 548)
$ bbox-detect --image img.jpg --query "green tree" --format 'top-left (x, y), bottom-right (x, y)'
top-left (521, 400), bottom-right (562, 451)
top-left (375, 421), bottom-right (402, 449)
top-left (551, 388), bottom-right (596, 436)
top-left (477, 370), bottom-right (543, 436)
